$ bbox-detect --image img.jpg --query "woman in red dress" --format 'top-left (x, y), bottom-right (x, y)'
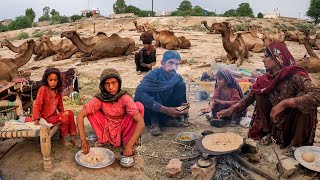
top-left (32, 68), bottom-right (77, 146)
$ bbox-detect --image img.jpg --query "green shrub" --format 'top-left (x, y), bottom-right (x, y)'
top-left (8, 16), bottom-right (32, 30)
top-left (59, 16), bottom-right (69, 23)
top-left (235, 24), bottom-right (248, 31)
top-left (70, 15), bottom-right (82, 22)
top-left (31, 30), bottom-right (44, 38)
top-left (0, 24), bottom-right (8, 32)
top-left (16, 32), bottom-right (29, 40)
top-left (38, 15), bottom-right (50, 22)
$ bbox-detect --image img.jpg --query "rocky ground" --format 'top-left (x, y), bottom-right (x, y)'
top-left (0, 16), bottom-right (320, 180)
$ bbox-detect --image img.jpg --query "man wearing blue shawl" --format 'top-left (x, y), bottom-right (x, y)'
top-left (134, 50), bottom-right (188, 136)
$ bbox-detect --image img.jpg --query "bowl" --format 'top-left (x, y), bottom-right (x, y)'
top-left (177, 132), bottom-right (198, 146)
top-left (119, 152), bottom-right (136, 168)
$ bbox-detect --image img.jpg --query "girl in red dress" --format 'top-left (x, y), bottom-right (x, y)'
top-left (32, 68), bottom-right (77, 146)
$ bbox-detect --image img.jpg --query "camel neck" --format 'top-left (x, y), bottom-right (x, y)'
top-left (69, 34), bottom-right (94, 54)
top-left (10, 42), bottom-right (34, 67)
top-left (6, 41), bottom-right (20, 53)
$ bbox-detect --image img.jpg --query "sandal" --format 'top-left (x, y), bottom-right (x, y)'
top-left (150, 125), bottom-right (162, 136)
top-left (283, 146), bottom-right (297, 157)
top-left (259, 134), bottom-right (272, 146)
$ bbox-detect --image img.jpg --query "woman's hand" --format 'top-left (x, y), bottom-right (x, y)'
top-left (81, 139), bottom-right (90, 155)
top-left (123, 145), bottom-right (134, 156)
top-left (214, 99), bottom-right (225, 105)
top-left (161, 106), bottom-right (185, 118)
top-left (216, 108), bottom-right (234, 119)
top-left (270, 100), bottom-right (287, 123)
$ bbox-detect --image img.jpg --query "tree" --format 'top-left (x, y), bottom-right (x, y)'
top-left (237, 3), bottom-right (254, 17)
top-left (126, 5), bottom-right (141, 15)
top-left (178, 0), bottom-right (192, 11)
top-left (307, 0), bottom-right (320, 24)
top-left (113, 0), bottom-right (127, 14)
top-left (43, 6), bottom-right (50, 16)
top-left (50, 9), bottom-right (60, 17)
top-left (257, 12), bottom-right (264, 18)
top-left (192, 6), bottom-right (205, 16)
top-left (224, 9), bottom-right (238, 17)
top-left (25, 8), bottom-right (36, 22)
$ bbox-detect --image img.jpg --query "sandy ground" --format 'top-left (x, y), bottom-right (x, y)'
top-left (0, 16), bottom-right (320, 180)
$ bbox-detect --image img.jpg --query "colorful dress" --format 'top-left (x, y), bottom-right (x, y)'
top-left (32, 86), bottom-right (77, 137)
top-left (84, 94), bottom-right (144, 147)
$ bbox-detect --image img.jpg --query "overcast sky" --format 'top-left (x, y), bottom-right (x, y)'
top-left (0, 0), bottom-right (310, 21)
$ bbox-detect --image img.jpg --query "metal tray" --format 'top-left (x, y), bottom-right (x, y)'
top-left (75, 147), bottom-right (115, 168)
top-left (294, 146), bottom-right (320, 172)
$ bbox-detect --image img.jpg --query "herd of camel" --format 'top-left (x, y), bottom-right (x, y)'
top-left (0, 19), bottom-right (320, 84)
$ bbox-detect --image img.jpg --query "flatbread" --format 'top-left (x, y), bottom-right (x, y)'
top-left (202, 133), bottom-right (243, 152)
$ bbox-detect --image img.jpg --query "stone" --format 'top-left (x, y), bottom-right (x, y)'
top-left (191, 158), bottom-right (216, 180)
top-left (277, 156), bottom-right (299, 179)
top-left (241, 138), bottom-right (259, 154)
top-left (133, 154), bottom-right (144, 171)
top-left (165, 159), bottom-right (183, 178)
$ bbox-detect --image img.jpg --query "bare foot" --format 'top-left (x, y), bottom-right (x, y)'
top-left (60, 137), bottom-right (73, 146)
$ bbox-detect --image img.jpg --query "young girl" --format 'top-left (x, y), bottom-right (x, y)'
top-left (32, 68), bottom-right (77, 146)
top-left (201, 69), bottom-right (245, 127)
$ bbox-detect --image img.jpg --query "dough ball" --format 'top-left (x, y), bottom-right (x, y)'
top-left (302, 152), bottom-right (315, 163)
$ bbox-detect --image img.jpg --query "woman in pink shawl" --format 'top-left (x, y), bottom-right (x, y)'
top-left (77, 68), bottom-right (145, 156)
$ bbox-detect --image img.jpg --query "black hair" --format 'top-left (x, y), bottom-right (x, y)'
top-left (142, 37), bottom-right (153, 45)
top-left (41, 67), bottom-right (63, 93)
top-left (216, 71), bottom-right (232, 88)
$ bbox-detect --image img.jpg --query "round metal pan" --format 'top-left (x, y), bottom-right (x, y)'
top-left (195, 136), bottom-right (243, 156)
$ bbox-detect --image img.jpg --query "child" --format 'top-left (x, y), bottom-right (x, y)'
top-left (32, 68), bottom-right (77, 146)
top-left (134, 37), bottom-right (156, 75)
top-left (201, 69), bottom-right (245, 127)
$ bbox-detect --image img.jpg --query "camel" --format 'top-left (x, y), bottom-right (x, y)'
top-left (178, 36), bottom-right (191, 49)
top-left (143, 22), bottom-right (154, 32)
top-left (212, 22), bottom-right (249, 66)
top-left (43, 32), bottom-right (108, 61)
top-left (133, 21), bottom-right (145, 33)
top-left (296, 35), bottom-right (320, 73)
top-left (237, 31), bottom-right (264, 53)
top-left (0, 39), bottom-right (35, 82)
top-left (284, 31), bottom-right (304, 42)
top-left (0, 39), bottom-right (28, 57)
top-left (33, 41), bottom-right (56, 61)
top-left (299, 30), bottom-right (320, 50)
top-left (151, 30), bottom-right (180, 50)
top-left (61, 31), bottom-right (135, 62)
top-left (298, 36), bottom-right (319, 59)
top-left (201, 21), bottom-right (218, 34)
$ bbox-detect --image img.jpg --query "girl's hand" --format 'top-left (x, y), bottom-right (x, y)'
top-left (34, 119), bottom-right (40, 125)
top-left (216, 108), bottom-right (234, 119)
top-left (214, 99), bottom-right (224, 105)
top-left (270, 100), bottom-right (286, 123)
top-left (123, 145), bottom-right (134, 156)
top-left (201, 107), bottom-right (211, 113)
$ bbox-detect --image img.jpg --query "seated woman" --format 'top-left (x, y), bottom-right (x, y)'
top-left (217, 42), bottom-right (320, 155)
top-left (32, 68), bottom-right (77, 146)
top-left (201, 69), bottom-right (245, 127)
top-left (76, 68), bottom-right (145, 156)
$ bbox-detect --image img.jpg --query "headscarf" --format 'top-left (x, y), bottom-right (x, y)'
top-left (94, 68), bottom-right (126, 102)
top-left (216, 69), bottom-right (244, 98)
top-left (162, 50), bottom-right (181, 63)
top-left (251, 42), bottom-right (309, 94)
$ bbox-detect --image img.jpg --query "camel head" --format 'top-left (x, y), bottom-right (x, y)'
top-left (201, 21), bottom-right (207, 25)
top-left (1, 39), bottom-right (10, 47)
top-left (61, 31), bottom-right (77, 39)
top-left (212, 22), bottom-right (228, 33)
top-left (40, 35), bottom-right (51, 42)
top-left (53, 52), bottom-right (64, 61)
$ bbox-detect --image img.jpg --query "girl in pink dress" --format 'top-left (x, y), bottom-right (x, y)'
top-left (77, 68), bottom-right (145, 156)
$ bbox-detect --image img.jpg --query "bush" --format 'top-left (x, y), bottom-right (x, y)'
top-left (59, 16), bottom-right (69, 23)
top-left (0, 24), bottom-right (8, 32)
top-left (7, 16), bottom-right (33, 30)
top-left (16, 32), bottom-right (29, 40)
top-left (31, 30), bottom-right (44, 38)
top-left (235, 24), bottom-right (248, 31)
top-left (296, 23), bottom-right (314, 30)
top-left (257, 12), bottom-right (264, 18)
top-left (38, 15), bottom-right (51, 22)
top-left (70, 15), bottom-right (82, 22)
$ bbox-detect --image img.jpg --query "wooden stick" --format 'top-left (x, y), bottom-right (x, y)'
top-left (271, 137), bottom-right (283, 180)
top-left (232, 154), bottom-right (278, 180)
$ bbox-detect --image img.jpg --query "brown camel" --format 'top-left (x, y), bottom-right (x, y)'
top-left (298, 36), bottom-right (319, 59)
top-left (178, 36), bottom-right (191, 49)
top-left (53, 32), bottom-right (108, 61)
top-left (133, 21), bottom-right (145, 33)
top-left (238, 31), bottom-right (264, 53)
top-left (40, 35), bottom-right (74, 52)
top-left (212, 22), bottom-right (249, 66)
top-left (0, 39), bottom-right (35, 82)
top-left (201, 21), bottom-right (218, 34)
top-left (151, 30), bottom-right (180, 50)
top-left (33, 41), bottom-right (56, 61)
top-left (296, 56), bottom-right (320, 73)
top-left (143, 22), bottom-right (154, 32)
top-left (0, 39), bottom-right (28, 56)
top-left (284, 31), bottom-right (304, 42)
top-left (61, 31), bottom-right (135, 62)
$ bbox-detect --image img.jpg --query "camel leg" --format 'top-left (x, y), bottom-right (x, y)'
top-left (81, 54), bottom-right (101, 62)
top-left (226, 54), bottom-right (232, 64)
top-left (125, 44), bottom-right (135, 56)
top-left (252, 44), bottom-right (264, 53)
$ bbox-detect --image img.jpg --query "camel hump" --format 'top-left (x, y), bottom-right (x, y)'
top-left (97, 32), bottom-right (106, 36)
top-left (110, 33), bottom-right (121, 39)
